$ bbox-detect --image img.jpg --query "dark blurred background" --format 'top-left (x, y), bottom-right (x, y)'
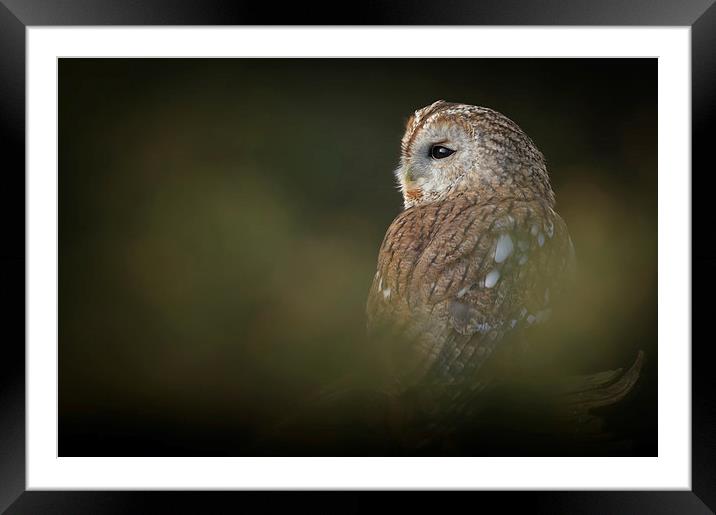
top-left (59, 58), bottom-right (656, 456)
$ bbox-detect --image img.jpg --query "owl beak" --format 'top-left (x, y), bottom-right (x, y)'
top-left (403, 165), bottom-right (430, 187)
top-left (400, 166), bottom-right (424, 203)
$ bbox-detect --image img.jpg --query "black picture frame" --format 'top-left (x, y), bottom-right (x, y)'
top-left (0, 1), bottom-right (711, 513)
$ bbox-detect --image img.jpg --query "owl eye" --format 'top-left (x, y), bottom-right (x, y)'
top-left (430, 145), bottom-right (455, 160)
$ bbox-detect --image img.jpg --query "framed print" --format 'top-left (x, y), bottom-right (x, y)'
top-left (0, 1), bottom-right (712, 513)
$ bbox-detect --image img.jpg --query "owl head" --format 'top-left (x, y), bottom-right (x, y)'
top-left (395, 100), bottom-right (555, 209)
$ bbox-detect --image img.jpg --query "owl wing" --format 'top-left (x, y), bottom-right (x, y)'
top-left (367, 193), bottom-right (574, 392)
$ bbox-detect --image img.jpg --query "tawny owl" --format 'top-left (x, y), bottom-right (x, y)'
top-left (366, 100), bottom-right (576, 425)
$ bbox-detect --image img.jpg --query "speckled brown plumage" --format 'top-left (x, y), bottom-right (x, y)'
top-left (366, 101), bottom-right (575, 422)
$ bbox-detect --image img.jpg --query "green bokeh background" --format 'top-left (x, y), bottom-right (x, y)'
top-left (59, 58), bottom-right (656, 455)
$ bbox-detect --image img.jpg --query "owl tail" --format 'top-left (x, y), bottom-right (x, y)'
top-left (548, 349), bottom-right (646, 442)
top-left (557, 350), bottom-right (644, 410)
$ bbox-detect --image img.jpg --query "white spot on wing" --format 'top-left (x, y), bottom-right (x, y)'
top-left (457, 285), bottom-right (471, 298)
top-left (382, 287), bottom-right (391, 299)
top-left (546, 220), bottom-right (554, 238)
top-left (475, 323), bottom-right (491, 333)
top-left (494, 233), bottom-right (514, 263)
top-left (484, 269), bottom-right (500, 288)
top-left (537, 233), bottom-right (545, 247)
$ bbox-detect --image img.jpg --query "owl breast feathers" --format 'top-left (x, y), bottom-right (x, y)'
top-left (366, 101), bottom-right (575, 406)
